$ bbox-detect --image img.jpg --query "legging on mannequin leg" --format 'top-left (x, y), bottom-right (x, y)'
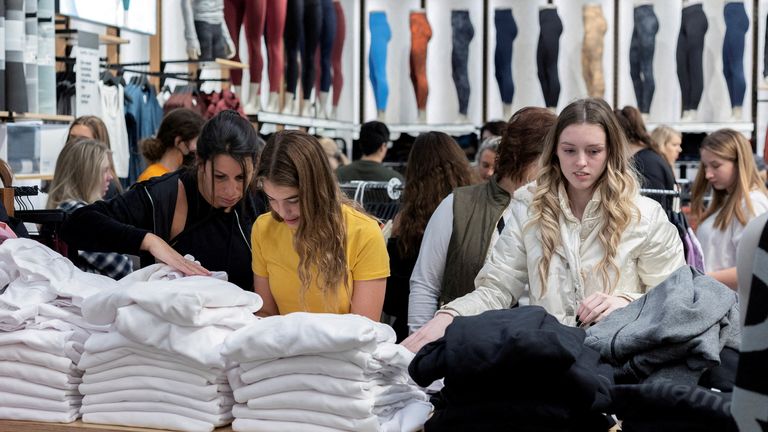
top-left (331, 1), bottom-right (345, 107)
top-left (224, 0), bottom-right (266, 86)
top-left (537, 8), bottom-right (563, 108)
top-left (409, 11), bottom-right (431, 111)
top-left (676, 4), bottom-right (708, 111)
top-left (494, 9), bottom-right (516, 105)
top-left (629, 5), bottom-right (658, 114)
top-left (369, 11), bottom-right (391, 112)
top-left (224, 0), bottom-right (245, 85)
top-left (264, 0), bottom-right (287, 93)
top-left (723, 2), bottom-right (749, 108)
top-left (194, 20), bottom-right (226, 61)
top-left (451, 10), bottom-right (473, 116)
top-left (284, 0), bottom-right (304, 95)
top-left (318, 0), bottom-right (336, 93)
top-left (301, 0), bottom-right (322, 101)
top-left (581, 4), bottom-right (607, 99)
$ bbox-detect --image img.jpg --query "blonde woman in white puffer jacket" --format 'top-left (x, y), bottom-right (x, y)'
top-left (403, 98), bottom-right (686, 353)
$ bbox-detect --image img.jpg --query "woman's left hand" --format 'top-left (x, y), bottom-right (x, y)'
top-left (576, 292), bottom-right (630, 327)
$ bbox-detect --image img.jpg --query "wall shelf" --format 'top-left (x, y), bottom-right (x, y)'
top-left (387, 123), bottom-right (478, 136)
top-left (254, 112), bottom-right (356, 131)
top-left (646, 121), bottom-right (753, 135)
top-left (0, 112), bottom-right (74, 123)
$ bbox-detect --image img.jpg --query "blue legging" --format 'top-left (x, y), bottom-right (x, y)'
top-left (369, 11), bottom-right (391, 112)
top-left (451, 10), bottom-right (474, 116)
top-left (318, 0), bottom-right (336, 93)
top-left (494, 8), bottom-right (517, 105)
top-left (723, 2), bottom-right (749, 108)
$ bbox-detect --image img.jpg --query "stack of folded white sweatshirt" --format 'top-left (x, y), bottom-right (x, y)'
top-left (222, 313), bottom-right (432, 432)
top-left (0, 238), bottom-right (116, 422)
top-left (78, 266), bottom-right (262, 432)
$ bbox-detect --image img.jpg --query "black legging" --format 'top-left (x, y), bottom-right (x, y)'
top-left (284, 0), bottom-right (304, 96)
top-left (494, 8), bottom-right (517, 106)
top-left (537, 8), bottom-right (562, 108)
top-left (300, 0), bottom-right (322, 101)
top-left (676, 4), bottom-right (708, 112)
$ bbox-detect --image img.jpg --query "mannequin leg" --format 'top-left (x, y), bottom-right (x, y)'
top-left (223, 0), bottom-right (245, 86)
top-left (330, 1), bottom-right (346, 116)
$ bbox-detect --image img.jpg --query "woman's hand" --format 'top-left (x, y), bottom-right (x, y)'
top-left (576, 292), bottom-right (630, 326)
top-left (140, 233), bottom-right (211, 276)
top-left (401, 312), bottom-right (455, 353)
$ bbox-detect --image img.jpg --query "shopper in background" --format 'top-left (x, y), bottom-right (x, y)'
top-left (614, 105), bottom-right (676, 214)
top-left (474, 136), bottom-right (499, 182)
top-left (403, 98), bottom-right (685, 353)
top-left (336, 121), bottom-right (404, 183)
top-left (318, 136), bottom-right (350, 171)
top-left (691, 128), bottom-right (768, 290)
top-left (385, 132), bottom-right (475, 341)
top-left (253, 130), bottom-right (389, 321)
top-left (137, 108), bottom-right (205, 183)
top-left (61, 110), bottom-right (264, 291)
top-left (650, 125), bottom-right (683, 170)
top-left (408, 107), bottom-right (556, 334)
top-left (67, 115), bottom-right (122, 197)
top-left (47, 138), bottom-right (133, 279)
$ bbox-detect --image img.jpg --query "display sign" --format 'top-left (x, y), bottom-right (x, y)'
top-left (74, 31), bottom-right (99, 117)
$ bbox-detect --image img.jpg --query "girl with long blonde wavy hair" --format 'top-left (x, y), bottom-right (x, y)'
top-left (252, 130), bottom-right (389, 320)
top-left (403, 98), bottom-right (685, 354)
top-left (690, 129), bottom-right (768, 290)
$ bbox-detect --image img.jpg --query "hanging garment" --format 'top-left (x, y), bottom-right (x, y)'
top-left (24, 0), bottom-right (37, 113)
top-left (330, 0), bottom-right (345, 107)
top-left (36, 0), bottom-right (55, 114)
top-left (722, 1), bottom-right (749, 109)
top-left (493, 8), bottom-right (516, 106)
top-left (300, 0), bottom-right (322, 103)
top-left (97, 81), bottom-right (130, 179)
top-left (676, 4), bottom-right (708, 112)
top-left (283, 0), bottom-right (303, 97)
top-left (368, 10), bottom-right (391, 112)
top-left (451, 10), bottom-right (473, 116)
top-left (581, 3), bottom-right (607, 98)
top-left (537, 7), bottom-right (562, 108)
top-left (5, 0), bottom-right (27, 113)
top-left (409, 10), bottom-right (431, 112)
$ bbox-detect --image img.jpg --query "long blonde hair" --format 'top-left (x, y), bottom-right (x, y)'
top-left (47, 138), bottom-right (111, 209)
top-left (257, 130), bottom-right (356, 308)
top-left (530, 98), bottom-right (639, 296)
top-left (690, 129), bottom-right (767, 231)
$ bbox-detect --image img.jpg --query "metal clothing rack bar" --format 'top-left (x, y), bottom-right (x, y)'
top-left (639, 188), bottom-right (680, 196)
top-left (339, 181), bottom-right (404, 221)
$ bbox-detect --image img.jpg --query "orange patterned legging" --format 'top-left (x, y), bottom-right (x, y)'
top-left (410, 11), bottom-right (432, 111)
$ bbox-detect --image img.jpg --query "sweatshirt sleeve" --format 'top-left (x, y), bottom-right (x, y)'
top-left (635, 202), bottom-right (687, 294)
top-left (61, 187), bottom-right (154, 255)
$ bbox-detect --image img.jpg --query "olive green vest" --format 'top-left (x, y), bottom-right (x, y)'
top-left (440, 177), bottom-right (510, 304)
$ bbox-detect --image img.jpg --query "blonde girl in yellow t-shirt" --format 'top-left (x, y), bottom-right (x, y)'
top-left (252, 130), bottom-right (389, 321)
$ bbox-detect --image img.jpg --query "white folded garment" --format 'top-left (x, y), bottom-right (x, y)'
top-left (83, 411), bottom-right (215, 432)
top-left (83, 389), bottom-right (234, 414)
top-left (239, 356), bottom-right (375, 384)
top-left (83, 275), bottom-right (262, 328)
top-left (233, 372), bottom-right (414, 403)
top-left (28, 318), bottom-right (92, 342)
top-left (114, 304), bottom-right (233, 368)
top-left (0, 327), bottom-right (84, 362)
top-left (379, 400), bottom-right (432, 432)
top-left (84, 331), bottom-right (222, 370)
top-left (0, 304), bottom-right (37, 330)
top-left (246, 390), bottom-right (374, 418)
top-left (78, 376), bottom-right (225, 401)
top-left (232, 404), bottom-right (378, 432)
top-left (0, 390), bottom-right (81, 412)
top-left (0, 376), bottom-right (79, 401)
top-left (0, 406), bottom-right (78, 422)
top-left (222, 313), bottom-right (395, 362)
top-left (83, 364), bottom-right (212, 386)
top-left (84, 353), bottom-right (220, 382)
top-left (37, 303), bottom-right (110, 332)
top-left (0, 360), bottom-right (81, 389)
top-left (0, 343), bottom-right (76, 373)
top-left (81, 401), bottom-right (233, 425)
top-left (79, 343), bottom-right (215, 373)
top-left (232, 418), bottom-right (343, 432)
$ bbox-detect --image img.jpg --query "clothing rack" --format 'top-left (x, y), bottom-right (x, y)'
top-left (339, 181), bottom-right (404, 222)
top-left (639, 187), bottom-right (682, 214)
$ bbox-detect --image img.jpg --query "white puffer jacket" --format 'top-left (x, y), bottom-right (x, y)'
top-left (445, 183), bottom-right (686, 325)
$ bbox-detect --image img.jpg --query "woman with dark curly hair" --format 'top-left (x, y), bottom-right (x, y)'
top-left (385, 132), bottom-right (475, 340)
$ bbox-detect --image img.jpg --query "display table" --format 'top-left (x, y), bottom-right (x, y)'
top-left (0, 420), bottom-right (233, 432)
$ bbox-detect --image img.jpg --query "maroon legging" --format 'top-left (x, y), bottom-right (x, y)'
top-left (331, 0), bottom-right (345, 106)
top-left (224, 0), bottom-right (286, 92)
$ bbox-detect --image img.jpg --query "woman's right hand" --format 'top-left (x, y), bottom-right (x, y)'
top-left (140, 233), bottom-right (211, 276)
top-left (401, 312), bottom-right (455, 353)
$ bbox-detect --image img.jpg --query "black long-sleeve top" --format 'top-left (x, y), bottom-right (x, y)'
top-left (61, 170), bottom-right (266, 290)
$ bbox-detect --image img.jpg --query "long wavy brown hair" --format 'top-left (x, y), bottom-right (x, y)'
top-left (396, 132), bottom-right (475, 258)
top-left (258, 130), bottom-right (356, 307)
top-left (530, 98), bottom-right (639, 297)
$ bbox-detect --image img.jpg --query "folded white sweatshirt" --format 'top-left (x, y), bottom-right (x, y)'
top-left (232, 418), bottom-right (344, 432)
top-left (0, 327), bottom-right (84, 362)
top-left (232, 404), bottom-right (378, 432)
top-left (0, 343), bottom-right (76, 373)
top-left (81, 401), bottom-right (233, 425)
top-left (83, 389), bottom-right (234, 414)
top-left (246, 390), bottom-right (375, 418)
top-left (84, 353), bottom-right (220, 383)
top-left (78, 376), bottom-right (225, 401)
top-left (0, 390), bottom-right (81, 412)
top-left (0, 406), bottom-right (78, 423)
top-left (37, 303), bottom-right (110, 332)
top-left (0, 376), bottom-right (79, 401)
top-left (83, 411), bottom-right (215, 432)
top-left (83, 364), bottom-right (213, 386)
top-left (238, 356), bottom-right (372, 384)
top-left (0, 304), bottom-right (37, 330)
top-left (82, 275), bottom-right (262, 328)
top-left (83, 332), bottom-right (221, 371)
top-left (222, 313), bottom-right (395, 362)
top-left (0, 361), bottom-right (81, 389)
top-left (379, 400), bottom-right (432, 432)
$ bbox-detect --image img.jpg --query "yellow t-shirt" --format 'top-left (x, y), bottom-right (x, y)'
top-left (137, 163), bottom-right (170, 182)
top-left (251, 204), bottom-right (389, 314)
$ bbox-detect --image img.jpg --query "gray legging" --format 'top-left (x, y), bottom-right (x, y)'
top-left (676, 4), bottom-right (708, 112)
top-left (629, 4), bottom-right (658, 114)
top-left (451, 10), bottom-right (473, 116)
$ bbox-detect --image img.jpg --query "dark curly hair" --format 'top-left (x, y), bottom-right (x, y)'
top-left (396, 132), bottom-right (475, 258)
top-left (495, 107), bottom-right (557, 184)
